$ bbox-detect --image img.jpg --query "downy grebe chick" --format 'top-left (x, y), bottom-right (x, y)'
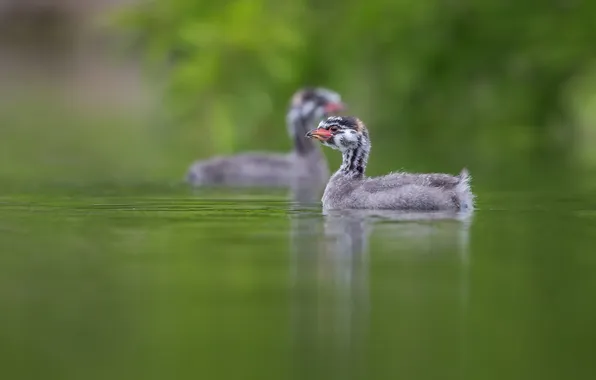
top-left (186, 87), bottom-right (345, 190)
top-left (305, 116), bottom-right (474, 212)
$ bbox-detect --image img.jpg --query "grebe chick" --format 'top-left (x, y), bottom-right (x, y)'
top-left (305, 116), bottom-right (474, 212)
top-left (186, 87), bottom-right (345, 191)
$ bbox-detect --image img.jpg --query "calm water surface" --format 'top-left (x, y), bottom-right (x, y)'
top-left (1, 184), bottom-right (595, 380)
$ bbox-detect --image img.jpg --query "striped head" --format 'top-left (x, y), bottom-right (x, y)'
top-left (305, 116), bottom-right (370, 154)
top-left (286, 87), bottom-right (345, 137)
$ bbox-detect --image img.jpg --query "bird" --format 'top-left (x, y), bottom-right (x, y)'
top-left (186, 87), bottom-right (345, 199)
top-left (305, 116), bottom-right (475, 212)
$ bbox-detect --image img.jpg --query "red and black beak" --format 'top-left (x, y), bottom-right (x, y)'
top-left (305, 128), bottom-right (333, 141)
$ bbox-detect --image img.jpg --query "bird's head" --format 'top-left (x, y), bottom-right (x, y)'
top-left (305, 116), bottom-right (369, 153)
top-left (286, 87), bottom-right (346, 135)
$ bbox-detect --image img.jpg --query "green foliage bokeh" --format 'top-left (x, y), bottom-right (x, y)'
top-left (115, 0), bottom-right (596, 160)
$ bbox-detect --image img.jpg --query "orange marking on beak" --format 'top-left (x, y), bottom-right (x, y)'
top-left (306, 128), bottom-right (333, 141)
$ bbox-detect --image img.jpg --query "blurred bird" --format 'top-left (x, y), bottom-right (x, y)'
top-left (187, 87), bottom-right (345, 198)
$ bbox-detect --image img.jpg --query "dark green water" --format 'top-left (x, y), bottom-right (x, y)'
top-left (1, 181), bottom-right (595, 380)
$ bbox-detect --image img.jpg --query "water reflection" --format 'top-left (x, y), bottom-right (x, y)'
top-left (289, 210), bottom-right (369, 379)
top-left (289, 209), bottom-right (472, 379)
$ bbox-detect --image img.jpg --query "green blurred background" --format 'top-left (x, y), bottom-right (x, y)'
top-left (2, 0), bottom-right (596, 187)
top-left (2, 3), bottom-right (596, 380)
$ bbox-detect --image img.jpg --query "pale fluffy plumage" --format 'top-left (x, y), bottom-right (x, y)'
top-left (322, 168), bottom-right (473, 211)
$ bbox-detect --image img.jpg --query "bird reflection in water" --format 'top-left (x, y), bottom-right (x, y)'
top-left (289, 208), bottom-right (472, 379)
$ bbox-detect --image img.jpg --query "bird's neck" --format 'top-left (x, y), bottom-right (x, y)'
top-left (290, 115), bottom-right (320, 156)
top-left (338, 141), bottom-right (369, 179)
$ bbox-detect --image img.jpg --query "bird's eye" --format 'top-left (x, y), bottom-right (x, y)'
top-left (329, 126), bottom-right (339, 133)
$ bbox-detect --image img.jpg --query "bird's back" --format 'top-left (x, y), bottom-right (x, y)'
top-left (362, 172), bottom-right (461, 191)
top-left (187, 152), bottom-right (293, 187)
top-left (323, 169), bottom-right (473, 211)
top-left (187, 150), bottom-right (330, 193)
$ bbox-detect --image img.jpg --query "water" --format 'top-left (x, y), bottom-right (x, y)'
top-left (1, 182), bottom-right (595, 380)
